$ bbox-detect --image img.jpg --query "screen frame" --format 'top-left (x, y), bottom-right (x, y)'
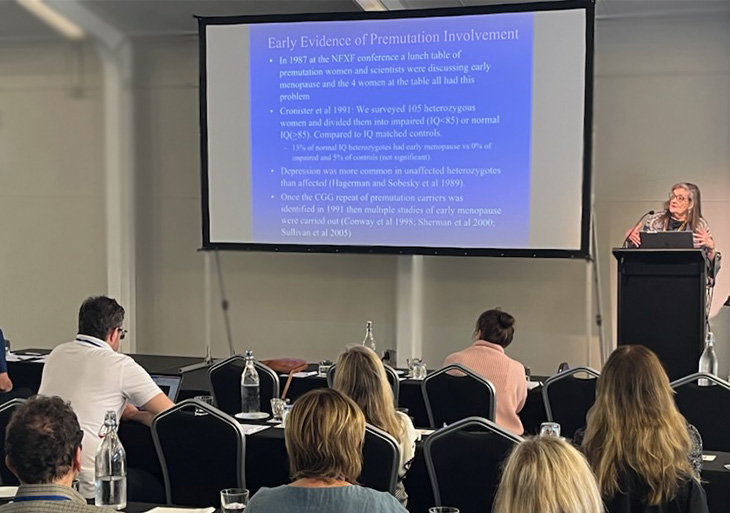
top-left (198, 0), bottom-right (595, 259)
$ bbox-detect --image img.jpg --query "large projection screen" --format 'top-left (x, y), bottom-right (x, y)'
top-left (200, 1), bottom-right (594, 258)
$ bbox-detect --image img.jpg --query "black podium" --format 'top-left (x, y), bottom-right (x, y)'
top-left (613, 249), bottom-right (707, 380)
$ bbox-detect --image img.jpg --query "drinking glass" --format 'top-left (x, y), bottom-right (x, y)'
top-left (281, 404), bottom-right (294, 427)
top-left (539, 422), bottom-right (561, 437)
top-left (194, 395), bottom-right (214, 416)
top-left (270, 398), bottom-right (287, 421)
top-left (429, 507), bottom-right (460, 513)
top-left (407, 358), bottom-right (423, 378)
top-left (412, 360), bottom-right (428, 380)
top-left (407, 358), bottom-right (417, 375)
top-left (220, 488), bottom-right (249, 513)
top-left (318, 360), bottom-right (333, 376)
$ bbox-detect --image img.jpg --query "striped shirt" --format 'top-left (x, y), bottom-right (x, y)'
top-left (0, 484), bottom-right (103, 513)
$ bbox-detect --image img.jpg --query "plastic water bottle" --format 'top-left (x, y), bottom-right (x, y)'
top-left (95, 411), bottom-right (127, 510)
top-left (241, 350), bottom-right (260, 414)
top-left (362, 321), bottom-right (376, 353)
top-left (698, 331), bottom-right (718, 387)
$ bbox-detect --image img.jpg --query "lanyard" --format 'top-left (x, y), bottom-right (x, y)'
top-left (75, 337), bottom-right (105, 348)
top-left (13, 496), bottom-right (72, 502)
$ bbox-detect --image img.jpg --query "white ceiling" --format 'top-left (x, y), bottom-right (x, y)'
top-left (0, 0), bottom-right (362, 40)
top-left (80, 0), bottom-right (361, 35)
top-left (0, 0), bottom-right (729, 41)
top-left (386, 0), bottom-right (730, 18)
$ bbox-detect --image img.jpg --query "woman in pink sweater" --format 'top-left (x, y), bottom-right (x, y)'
top-left (444, 309), bottom-right (527, 434)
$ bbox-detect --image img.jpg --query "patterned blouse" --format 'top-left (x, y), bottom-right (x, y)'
top-left (641, 211), bottom-right (712, 247)
top-left (638, 211), bottom-right (720, 282)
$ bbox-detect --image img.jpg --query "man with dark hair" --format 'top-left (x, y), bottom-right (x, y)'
top-left (76, 297), bottom-right (125, 342)
top-left (38, 296), bottom-right (174, 499)
top-left (1, 396), bottom-right (102, 513)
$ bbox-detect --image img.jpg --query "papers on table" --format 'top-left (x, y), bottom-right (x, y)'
top-left (292, 371), bottom-right (318, 378)
top-left (702, 454), bottom-right (717, 462)
top-left (527, 380), bottom-right (542, 390)
top-left (415, 428), bottom-right (434, 441)
top-left (278, 371), bottom-right (319, 379)
top-left (238, 424), bottom-right (271, 436)
top-left (0, 486), bottom-right (18, 498)
top-left (6, 353), bottom-right (47, 363)
top-left (144, 507), bottom-right (215, 513)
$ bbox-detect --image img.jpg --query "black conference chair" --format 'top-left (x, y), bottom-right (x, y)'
top-left (152, 399), bottom-right (245, 506)
top-left (542, 366), bottom-right (600, 439)
top-left (0, 398), bottom-right (25, 485)
top-left (672, 372), bottom-right (730, 452)
top-left (208, 355), bottom-right (280, 415)
top-left (422, 364), bottom-right (496, 429)
top-left (360, 424), bottom-right (401, 495)
top-left (424, 416), bottom-right (522, 513)
top-left (327, 362), bottom-right (401, 405)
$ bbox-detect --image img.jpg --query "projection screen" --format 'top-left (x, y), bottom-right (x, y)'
top-left (200, 1), bottom-right (594, 257)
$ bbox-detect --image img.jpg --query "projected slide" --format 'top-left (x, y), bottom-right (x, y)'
top-left (249, 15), bottom-right (533, 247)
top-left (203, 5), bottom-right (590, 253)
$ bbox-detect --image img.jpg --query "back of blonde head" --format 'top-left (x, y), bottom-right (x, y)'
top-left (285, 388), bottom-right (365, 483)
top-left (333, 345), bottom-right (404, 441)
top-left (493, 436), bottom-right (603, 513)
top-left (582, 345), bottom-right (695, 505)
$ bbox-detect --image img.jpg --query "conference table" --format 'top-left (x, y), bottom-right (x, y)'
top-left (6, 353), bottom-right (547, 432)
top-left (117, 415), bottom-right (730, 513)
top-left (6, 350), bottom-right (212, 399)
top-left (8, 354), bottom-right (730, 512)
top-left (274, 368), bottom-right (548, 433)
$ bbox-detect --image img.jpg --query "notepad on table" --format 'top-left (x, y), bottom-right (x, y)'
top-left (292, 371), bottom-right (318, 378)
top-left (144, 507), bottom-right (215, 513)
top-left (0, 487), bottom-right (18, 498)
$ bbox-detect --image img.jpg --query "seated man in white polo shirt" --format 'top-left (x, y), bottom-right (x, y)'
top-left (38, 296), bottom-right (174, 499)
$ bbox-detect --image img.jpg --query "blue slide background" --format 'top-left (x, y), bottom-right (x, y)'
top-left (248, 13), bottom-right (533, 248)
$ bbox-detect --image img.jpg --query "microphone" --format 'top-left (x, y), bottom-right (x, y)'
top-left (622, 210), bottom-right (655, 248)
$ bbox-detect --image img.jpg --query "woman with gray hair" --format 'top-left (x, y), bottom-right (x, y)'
top-left (626, 182), bottom-right (717, 261)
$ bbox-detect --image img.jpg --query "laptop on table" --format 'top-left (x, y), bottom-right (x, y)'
top-left (150, 374), bottom-right (182, 402)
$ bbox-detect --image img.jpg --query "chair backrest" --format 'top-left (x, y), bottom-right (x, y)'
top-left (152, 399), bottom-right (246, 506)
top-left (360, 424), bottom-right (400, 495)
top-left (422, 364), bottom-right (496, 429)
top-left (0, 398), bottom-right (25, 485)
top-left (542, 366), bottom-right (600, 439)
top-left (605, 470), bottom-right (708, 513)
top-left (671, 372), bottom-right (730, 452)
top-left (326, 362), bottom-right (400, 405)
top-left (424, 416), bottom-right (522, 513)
top-left (326, 363), bottom-right (336, 388)
top-left (208, 356), bottom-right (280, 415)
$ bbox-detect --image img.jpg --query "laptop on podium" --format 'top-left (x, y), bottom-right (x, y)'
top-left (640, 231), bottom-right (694, 249)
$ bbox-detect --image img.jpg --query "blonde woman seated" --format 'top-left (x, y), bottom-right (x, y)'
top-left (578, 345), bottom-right (709, 513)
top-left (246, 388), bottom-right (406, 513)
top-left (333, 346), bottom-right (417, 506)
top-left (493, 436), bottom-right (603, 513)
